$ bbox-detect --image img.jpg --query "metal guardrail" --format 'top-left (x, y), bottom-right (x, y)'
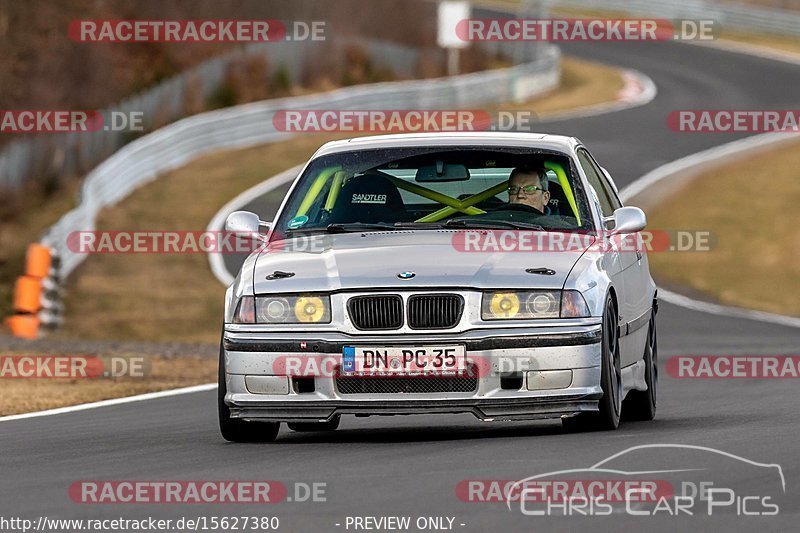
top-left (40, 46), bottom-right (561, 279)
top-left (550, 0), bottom-right (800, 35)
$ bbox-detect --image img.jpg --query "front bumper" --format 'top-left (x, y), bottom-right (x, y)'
top-left (222, 325), bottom-right (603, 422)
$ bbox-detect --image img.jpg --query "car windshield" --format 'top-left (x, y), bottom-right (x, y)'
top-left (274, 146), bottom-right (595, 235)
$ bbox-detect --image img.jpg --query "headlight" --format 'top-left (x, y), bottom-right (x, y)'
top-left (487, 292), bottom-right (521, 318)
top-left (481, 290), bottom-right (589, 320)
top-left (255, 294), bottom-right (331, 324)
top-left (293, 296), bottom-right (328, 323)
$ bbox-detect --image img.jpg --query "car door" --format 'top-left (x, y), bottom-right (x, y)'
top-left (577, 148), bottom-right (646, 367)
top-left (575, 147), bottom-right (626, 302)
top-left (592, 157), bottom-right (651, 329)
top-left (597, 163), bottom-right (651, 327)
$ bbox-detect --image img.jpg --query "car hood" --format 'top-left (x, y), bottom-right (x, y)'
top-left (253, 230), bottom-right (593, 294)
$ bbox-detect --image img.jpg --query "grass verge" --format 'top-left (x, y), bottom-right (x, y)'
top-left (0, 352), bottom-right (216, 416)
top-left (646, 139), bottom-right (800, 317)
top-left (719, 29), bottom-right (800, 57)
top-left (509, 56), bottom-right (626, 117)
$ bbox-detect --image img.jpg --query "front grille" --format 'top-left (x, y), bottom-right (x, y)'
top-left (407, 294), bottom-right (464, 329)
top-left (336, 373), bottom-right (478, 395)
top-left (348, 295), bottom-right (403, 330)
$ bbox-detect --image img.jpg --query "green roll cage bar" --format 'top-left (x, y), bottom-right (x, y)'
top-left (294, 162), bottom-right (581, 225)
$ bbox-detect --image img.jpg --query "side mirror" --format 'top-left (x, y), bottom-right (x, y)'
top-left (225, 211), bottom-right (269, 239)
top-left (608, 206), bottom-right (646, 235)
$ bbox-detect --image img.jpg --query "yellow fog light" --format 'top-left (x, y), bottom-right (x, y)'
top-left (295, 296), bottom-right (326, 323)
top-left (489, 292), bottom-right (520, 319)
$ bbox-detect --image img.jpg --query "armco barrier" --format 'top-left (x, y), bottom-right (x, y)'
top-left (38, 46), bottom-right (560, 280)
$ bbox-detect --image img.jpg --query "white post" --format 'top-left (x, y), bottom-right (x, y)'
top-left (447, 47), bottom-right (459, 77)
top-left (437, 1), bottom-right (471, 77)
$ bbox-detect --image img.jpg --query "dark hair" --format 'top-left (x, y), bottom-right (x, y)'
top-left (509, 165), bottom-right (548, 191)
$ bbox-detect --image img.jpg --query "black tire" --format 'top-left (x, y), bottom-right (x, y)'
top-left (218, 340), bottom-right (280, 443)
top-left (623, 311), bottom-right (658, 421)
top-left (288, 416), bottom-right (341, 432)
top-left (562, 294), bottom-right (622, 432)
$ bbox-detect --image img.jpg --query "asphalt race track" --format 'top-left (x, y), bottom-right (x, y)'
top-left (2, 40), bottom-right (800, 532)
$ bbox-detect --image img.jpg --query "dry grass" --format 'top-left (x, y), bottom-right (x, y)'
top-left (504, 56), bottom-right (626, 116)
top-left (0, 352), bottom-right (216, 416)
top-left (719, 29), bottom-right (800, 57)
top-left (646, 139), bottom-right (800, 316)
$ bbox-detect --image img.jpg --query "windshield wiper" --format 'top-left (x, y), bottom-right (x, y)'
top-left (392, 222), bottom-right (447, 230)
top-left (324, 223), bottom-right (401, 233)
top-left (287, 220), bottom-right (546, 234)
top-left (443, 219), bottom-right (546, 231)
top-left (284, 222), bottom-right (399, 235)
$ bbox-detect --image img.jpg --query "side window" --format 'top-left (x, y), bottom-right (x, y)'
top-left (589, 152), bottom-right (622, 211)
top-left (577, 148), bottom-right (618, 217)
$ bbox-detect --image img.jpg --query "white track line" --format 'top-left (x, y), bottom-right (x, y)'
top-left (657, 288), bottom-right (800, 329)
top-left (620, 132), bottom-right (800, 329)
top-left (0, 383), bottom-right (217, 423)
top-left (619, 132), bottom-right (800, 202)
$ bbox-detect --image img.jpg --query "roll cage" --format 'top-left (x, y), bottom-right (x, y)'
top-left (292, 161), bottom-right (582, 225)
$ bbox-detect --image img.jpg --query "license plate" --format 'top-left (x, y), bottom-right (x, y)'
top-left (342, 345), bottom-right (466, 375)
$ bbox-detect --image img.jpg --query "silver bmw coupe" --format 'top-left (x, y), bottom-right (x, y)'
top-left (219, 132), bottom-right (658, 442)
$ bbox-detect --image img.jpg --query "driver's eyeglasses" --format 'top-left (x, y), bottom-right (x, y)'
top-left (508, 185), bottom-right (545, 195)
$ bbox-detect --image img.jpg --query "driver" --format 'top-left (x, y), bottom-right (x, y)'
top-left (506, 165), bottom-right (550, 215)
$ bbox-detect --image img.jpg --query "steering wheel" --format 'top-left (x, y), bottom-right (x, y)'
top-left (494, 203), bottom-right (547, 216)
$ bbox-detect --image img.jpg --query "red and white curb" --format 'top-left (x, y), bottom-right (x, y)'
top-left (542, 67), bottom-right (657, 122)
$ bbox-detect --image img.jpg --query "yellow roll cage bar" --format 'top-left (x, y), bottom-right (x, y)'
top-left (293, 163), bottom-right (581, 225)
